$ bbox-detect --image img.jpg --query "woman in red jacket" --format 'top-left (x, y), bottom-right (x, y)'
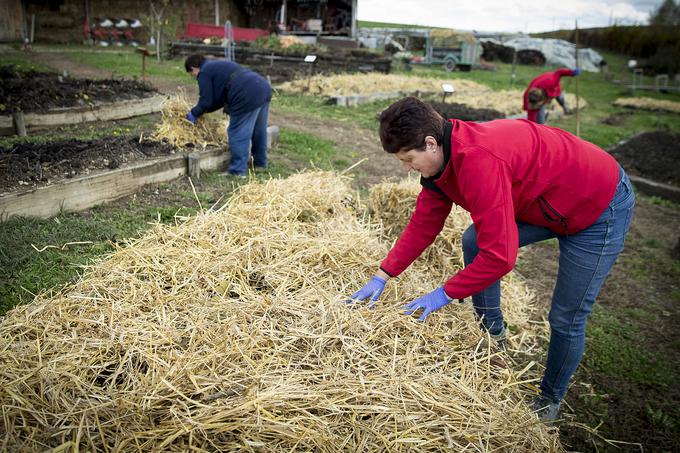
top-left (523, 68), bottom-right (580, 123)
top-left (350, 97), bottom-right (635, 421)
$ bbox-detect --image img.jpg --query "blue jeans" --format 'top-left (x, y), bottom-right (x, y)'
top-left (461, 167), bottom-right (635, 402)
top-left (227, 102), bottom-right (269, 175)
top-left (536, 94), bottom-right (566, 124)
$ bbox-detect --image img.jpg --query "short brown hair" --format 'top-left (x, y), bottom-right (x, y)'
top-left (379, 97), bottom-right (445, 153)
top-left (527, 88), bottom-right (546, 109)
top-left (185, 54), bottom-right (206, 72)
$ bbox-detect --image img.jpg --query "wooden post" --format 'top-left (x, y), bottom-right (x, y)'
top-left (13, 111), bottom-right (27, 137)
top-left (510, 48), bottom-right (517, 87)
top-left (187, 153), bottom-right (201, 179)
top-left (137, 47), bottom-right (151, 81)
top-left (574, 19), bottom-right (580, 137)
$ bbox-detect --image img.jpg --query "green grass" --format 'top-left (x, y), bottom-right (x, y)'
top-left (0, 56), bottom-right (53, 73)
top-left (67, 50), bottom-right (190, 82)
top-left (270, 128), bottom-right (352, 175)
top-left (585, 305), bottom-right (673, 388)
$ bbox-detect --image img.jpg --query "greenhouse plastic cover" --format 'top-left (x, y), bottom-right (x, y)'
top-left (503, 37), bottom-right (604, 72)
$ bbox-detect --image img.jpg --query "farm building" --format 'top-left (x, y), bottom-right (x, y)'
top-left (0, 0), bottom-right (358, 44)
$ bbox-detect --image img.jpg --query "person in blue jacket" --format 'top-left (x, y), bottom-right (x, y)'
top-left (185, 54), bottom-right (272, 176)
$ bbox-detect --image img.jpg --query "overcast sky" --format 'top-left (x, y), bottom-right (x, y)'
top-left (357, 0), bottom-right (664, 33)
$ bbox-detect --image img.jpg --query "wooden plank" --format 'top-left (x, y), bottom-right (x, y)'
top-left (12, 111), bottom-right (26, 137)
top-left (187, 153), bottom-right (201, 179)
top-left (0, 116), bottom-right (13, 135)
top-left (629, 175), bottom-right (680, 204)
top-left (0, 95), bottom-right (166, 135)
top-left (0, 147), bottom-right (228, 222)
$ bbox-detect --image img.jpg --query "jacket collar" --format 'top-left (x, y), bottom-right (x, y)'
top-left (420, 120), bottom-right (452, 189)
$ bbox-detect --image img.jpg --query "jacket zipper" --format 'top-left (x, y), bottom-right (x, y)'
top-left (537, 196), bottom-right (569, 234)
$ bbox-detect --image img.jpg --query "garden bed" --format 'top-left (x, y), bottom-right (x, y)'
top-left (609, 130), bottom-right (680, 202)
top-left (0, 65), bottom-right (164, 135)
top-left (0, 65), bottom-right (156, 114)
top-left (0, 136), bottom-right (178, 194)
top-left (429, 101), bottom-right (505, 122)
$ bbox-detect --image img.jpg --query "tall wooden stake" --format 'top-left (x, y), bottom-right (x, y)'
top-left (575, 19), bottom-right (580, 137)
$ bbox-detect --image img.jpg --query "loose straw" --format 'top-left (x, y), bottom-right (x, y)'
top-left (0, 172), bottom-right (561, 452)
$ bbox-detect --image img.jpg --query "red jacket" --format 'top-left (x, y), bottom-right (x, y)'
top-left (380, 119), bottom-right (619, 300)
top-left (523, 68), bottom-right (575, 121)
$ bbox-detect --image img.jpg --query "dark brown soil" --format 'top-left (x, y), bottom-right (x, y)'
top-left (601, 110), bottom-right (634, 126)
top-left (0, 65), bottom-right (156, 114)
top-left (609, 130), bottom-right (680, 186)
top-left (429, 101), bottom-right (505, 122)
top-left (0, 137), bottom-right (176, 193)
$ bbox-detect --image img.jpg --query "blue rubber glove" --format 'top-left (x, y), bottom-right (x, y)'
top-left (348, 276), bottom-right (386, 308)
top-left (572, 68), bottom-right (581, 76)
top-left (186, 111), bottom-right (197, 124)
top-left (404, 287), bottom-right (452, 321)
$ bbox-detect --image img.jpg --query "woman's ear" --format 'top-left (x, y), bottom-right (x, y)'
top-left (425, 136), bottom-right (437, 151)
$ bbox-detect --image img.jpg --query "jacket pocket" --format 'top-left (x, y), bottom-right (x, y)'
top-left (537, 196), bottom-right (569, 233)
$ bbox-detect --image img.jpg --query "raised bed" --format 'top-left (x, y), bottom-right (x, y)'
top-left (0, 65), bottom-right (163, 135)
top-left (0, 147), bottom-right (226, 221)
top-left (609, 130), bottom-right (680, 203)
top-left (0, 95), bottom-right (166, 135)
top-left (169, 42), bottom-right (392, 84)
top-left (0, 126), bottom-right (279, 221)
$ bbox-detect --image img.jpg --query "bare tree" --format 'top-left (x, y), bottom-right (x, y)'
top-left (149, 0), bottom-right (170, 61)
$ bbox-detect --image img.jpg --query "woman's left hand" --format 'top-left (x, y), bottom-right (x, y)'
top-left (404, 287), bottom-right (452, 321)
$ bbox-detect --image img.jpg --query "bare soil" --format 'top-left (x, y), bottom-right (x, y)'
top-left (0, 65), bottom-right (156, 114)
top-left (430, 101), bottom-right (504, 122)
top-left (609, 130), bottom-right (680, 186)
top-left (0, 136), bottom-right (176, 194)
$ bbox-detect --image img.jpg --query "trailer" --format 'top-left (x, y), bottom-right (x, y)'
top-left (423, 29), bottom-right (482, 72)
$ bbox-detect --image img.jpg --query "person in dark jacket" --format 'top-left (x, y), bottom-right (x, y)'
top-left (349, 97), bottom-right (634, 421)
top-left (185, 54), bottom-right (272, 176)
top-left (523, 68), bottom-right (580, 124)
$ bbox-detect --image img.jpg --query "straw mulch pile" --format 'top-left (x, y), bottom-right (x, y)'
top-left (613, 96), bottom-right (680, 114)
top-left (151, 92), bottom-right (227, 148)
top-left (0, 172), bottom-right (561, 452)
top-left (436, 90), bottom-right (585, 117)
top-left (277, 73), bottom-right (487, 98)
top-left (278, 73), bottom-right (585, 116)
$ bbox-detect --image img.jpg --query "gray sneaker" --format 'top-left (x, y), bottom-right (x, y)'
top-left (531, 395), bottom-right (561, 422)
top-left (490, 327), bottom-right (506, 351)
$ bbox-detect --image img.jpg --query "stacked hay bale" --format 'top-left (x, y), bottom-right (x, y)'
top-left (0, 172), bottom-right (560, 451)
top-left (152, 91), bottom-right (226, 148)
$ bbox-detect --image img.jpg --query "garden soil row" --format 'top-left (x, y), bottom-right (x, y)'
top-left (0, 65), bottom-right (156, 114)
